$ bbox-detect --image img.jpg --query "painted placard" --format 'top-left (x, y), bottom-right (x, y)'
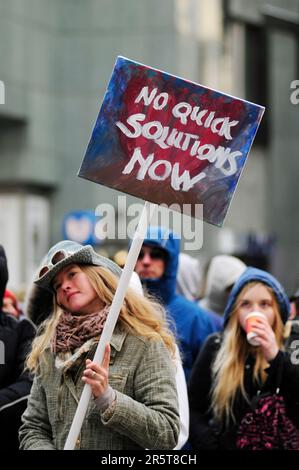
top-left (78, 56), bottom-right (264, 226)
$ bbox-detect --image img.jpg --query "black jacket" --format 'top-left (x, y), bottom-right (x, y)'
top-left (0, 246), bottom-right (8, 304)
top-left (0, 311), bottom-right (36, 449)
top-left (0, 244), bottom-right (36, 450)
top-left (188, 333), bottom-right (299, 450)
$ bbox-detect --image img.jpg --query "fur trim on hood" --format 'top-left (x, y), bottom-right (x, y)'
top-left (25, 283), bottom-right (54, 327)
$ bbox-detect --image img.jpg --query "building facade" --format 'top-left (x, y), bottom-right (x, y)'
top-left (0, 0), bottom-right (298, 292)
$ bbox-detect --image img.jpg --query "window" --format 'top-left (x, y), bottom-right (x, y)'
top-left (245, 24), bottom-right (269, 146)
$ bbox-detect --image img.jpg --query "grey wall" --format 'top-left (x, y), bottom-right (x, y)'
top-left (0, 0), bottom-right (179, 244)
top-left (209, 0), bottom-right (299, 291)
top-left (0, 1), bottom-right (61, 186)
top-left (1, 0), bottom-right (299, 291)
top-left (51, 0), bottom-right (179, 244)
top-left (268, 28), bottom-right (299, 289)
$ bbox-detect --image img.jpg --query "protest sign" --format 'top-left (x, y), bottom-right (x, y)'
top-left (66, 58), bottom-right (264, 449)
top-left (79, 56), bottom-right (264, 226)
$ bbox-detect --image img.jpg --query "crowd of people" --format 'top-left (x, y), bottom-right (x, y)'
top-left (1, 228), bottom-right (299, 450)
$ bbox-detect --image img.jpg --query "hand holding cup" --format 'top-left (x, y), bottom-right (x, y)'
top-left (244, 311), bottom-right (279, 361)
top-left (245, 312), bottom-right (266, 346)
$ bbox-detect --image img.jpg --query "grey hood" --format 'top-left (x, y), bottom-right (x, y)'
top-left (200, 255), bottom-right (246, 315)
top-left (176, 253), bottom-right (202, 301)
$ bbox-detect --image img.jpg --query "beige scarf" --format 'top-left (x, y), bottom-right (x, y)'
top-left (52, 305), bottom-right (109, 354)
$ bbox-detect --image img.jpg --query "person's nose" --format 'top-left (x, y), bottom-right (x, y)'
top-left (61, 277), bottom-right (72, 291)
top-left (251, 302), bottom-right (260, 312)
top-left (142, 252), bottom-right (152, 264)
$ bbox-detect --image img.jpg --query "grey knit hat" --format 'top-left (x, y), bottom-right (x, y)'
top-left (34, 240), bottom-right (122, 292)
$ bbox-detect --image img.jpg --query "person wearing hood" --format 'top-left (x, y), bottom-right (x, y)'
top-left (188, 267), bottom-right (299, 450)
top-left (3, 289), bottom-right (24, 320)
top-left (19, 240), bottom-right (179, 450)
top-left (176, 253), bottom-right (202, 301)
top-left (199, 254), bottom-right (247, 316)
top-left (0, 245), bottom-right (36, 450)
top-left (134, 226), bottom-right (215, 382)
top-left (176, 253), bottom-right (223, 332)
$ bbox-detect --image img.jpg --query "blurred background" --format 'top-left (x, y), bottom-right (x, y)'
top-left (0, 0), bottom-right (298, 296)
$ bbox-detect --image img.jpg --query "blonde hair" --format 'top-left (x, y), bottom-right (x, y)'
top-left (211, 281), bottom-right (285, 425)
top-left (27, 265), bottom-right (176, 373)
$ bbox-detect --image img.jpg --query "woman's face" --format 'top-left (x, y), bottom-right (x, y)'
top-left (237, 283), bottom-right (276, 331)
top-left (53, 264), bottom-right (103, 314)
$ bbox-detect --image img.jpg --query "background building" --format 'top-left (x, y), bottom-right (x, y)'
top-left (202, 0), bottom-right (299, 291)
top-left (0, 0), bottom-right (298, 294)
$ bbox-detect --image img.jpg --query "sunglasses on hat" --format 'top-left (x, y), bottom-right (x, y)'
top-left (38, 249), bottom-right (72, 279)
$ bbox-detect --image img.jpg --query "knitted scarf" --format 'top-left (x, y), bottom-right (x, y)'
top-left (52, 305), bottom-right (109, 354)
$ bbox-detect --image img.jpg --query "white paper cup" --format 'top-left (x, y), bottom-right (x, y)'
top-left (245, 312), bottom-right (266, 346)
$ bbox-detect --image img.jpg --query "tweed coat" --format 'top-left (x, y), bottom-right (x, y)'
top-left (19, 323), bottom-right (180, 450)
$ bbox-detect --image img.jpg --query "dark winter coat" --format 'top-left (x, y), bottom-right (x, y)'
top-left (0, 245), bottom-right (36, 450)
top-left (140, 227), bottom-right (215, 381)
top-left (0, 246), bottom-right (8, 304)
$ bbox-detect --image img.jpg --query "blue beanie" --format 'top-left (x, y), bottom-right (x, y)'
top-left (223, 267), bottom-right (290, 327)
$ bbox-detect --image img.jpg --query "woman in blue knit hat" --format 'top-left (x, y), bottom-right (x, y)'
top-left (188, 267), bottom-right (299, 450)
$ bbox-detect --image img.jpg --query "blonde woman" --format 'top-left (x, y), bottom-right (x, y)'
top-left (19, 241), bottom-right (179, 450)
top-left (188, 267), bottom-right (299, 450)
